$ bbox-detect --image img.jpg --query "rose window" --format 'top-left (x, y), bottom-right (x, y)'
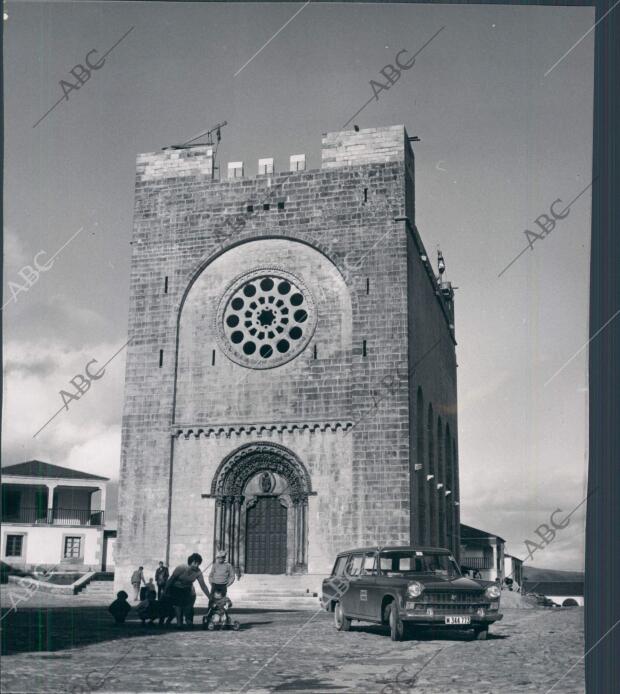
top-left (217, 269), bottom-right (317, 369)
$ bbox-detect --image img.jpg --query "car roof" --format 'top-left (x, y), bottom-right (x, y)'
top-left (335, 546), bottom-right (452, 557)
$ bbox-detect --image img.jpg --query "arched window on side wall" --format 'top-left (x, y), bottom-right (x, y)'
top-left (437, 417), bottom-right (446, 549)
top-left (427, 404), bottom-right (437, 547)
top-left (452, 437), bottom-right (460, 559)
top-left (445, 425), bottom-right (453, 553)
top-left (416, 388), bottom-right (427, 544)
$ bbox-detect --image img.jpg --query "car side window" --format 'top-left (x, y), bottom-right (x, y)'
top-left (347, 554), bottom-right (364, 576)
top-left (362, 552), bottom-right (377, 575)
top-left (399, 557), bottom-right (413, 571)
top-left (332, 556), bottom-right (348, 577)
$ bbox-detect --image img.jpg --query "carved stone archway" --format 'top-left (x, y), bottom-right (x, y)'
top-left (210, 443), bottom-right (312, 576)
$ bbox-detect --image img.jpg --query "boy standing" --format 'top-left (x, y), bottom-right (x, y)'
top-left (208, 550), bottom-right (235, 595)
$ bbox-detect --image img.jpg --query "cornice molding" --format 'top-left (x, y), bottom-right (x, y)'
top-left (172, 420), bottom-right (354, 439)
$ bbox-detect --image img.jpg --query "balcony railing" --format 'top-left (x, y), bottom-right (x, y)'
top-left (460, 555), bottom-right (493, 570)
top-left (1, 507), bottom-right (104, 526)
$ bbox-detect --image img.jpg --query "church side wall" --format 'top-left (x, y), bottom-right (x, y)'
top-left (406, 231), bottom-right (460, 554)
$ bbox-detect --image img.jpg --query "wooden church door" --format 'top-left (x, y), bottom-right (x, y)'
top-left (245, 496), bottom-right (287, 574)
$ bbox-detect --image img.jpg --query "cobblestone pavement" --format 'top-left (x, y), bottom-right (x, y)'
top-left (1, 592), bottom-right (584, 694)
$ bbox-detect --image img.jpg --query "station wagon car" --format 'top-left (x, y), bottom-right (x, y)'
top-left (321, 546), bottom-right (503, 641)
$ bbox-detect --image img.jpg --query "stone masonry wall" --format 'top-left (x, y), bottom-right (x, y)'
top-left (116, 125), bottom-right (458, 591)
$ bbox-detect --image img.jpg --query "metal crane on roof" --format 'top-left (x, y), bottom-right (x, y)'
top-left (162, 121), bottom-right (228, 179)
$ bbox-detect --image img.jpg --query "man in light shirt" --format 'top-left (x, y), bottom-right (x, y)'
top-left (208, 550), bottom-right (236, 596)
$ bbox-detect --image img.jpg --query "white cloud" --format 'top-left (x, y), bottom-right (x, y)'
top-left (64, 425), bottom-right (121, 480)
top-left (2, 337), bottom-right (126, 481)
top-left (3, 226), bottom-right (31, 274)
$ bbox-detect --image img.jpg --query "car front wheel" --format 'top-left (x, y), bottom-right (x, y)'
top-left (473, 627), bottom-right (488, 640)
top-left (387, 603), bottom-right (405, 641)
top-left (334, 602), bottom-right (352, 631)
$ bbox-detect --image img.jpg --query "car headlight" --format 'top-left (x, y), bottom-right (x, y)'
top-left (485, 585), bottom-right (501, 600)
top-left (407, 581), bottom-right (424, 598)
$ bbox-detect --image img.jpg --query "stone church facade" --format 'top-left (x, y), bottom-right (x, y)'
top-left (115, 125), bottom-right (460, 590)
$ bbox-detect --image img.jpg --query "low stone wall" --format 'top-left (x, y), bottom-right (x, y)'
top-left (7, 571), bottom-right (96, 596)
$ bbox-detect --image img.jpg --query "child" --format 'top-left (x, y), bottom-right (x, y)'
top-left (145, 578), bottom-right (157, 600)
top-left (205, 587), bottom-right (233, 628)
top-left (157, 593), bottom-right (175, 626)
top-left (108, 590), bottom-right (131, 624)
top-left (137, 588), bottom-right (158, 625)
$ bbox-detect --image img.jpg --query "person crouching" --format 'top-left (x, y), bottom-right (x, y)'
top-left (137, 588), bottom-right (157, 626)
top-left (108, 590), bottom-right (131, 624)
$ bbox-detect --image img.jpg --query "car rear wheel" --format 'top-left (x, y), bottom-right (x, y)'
top-left (387, 603), bottom-right (405, 641)
top-left (473, 627), bottom-right (488, 640)
top-left (334, 602), bottom-right (352, 631)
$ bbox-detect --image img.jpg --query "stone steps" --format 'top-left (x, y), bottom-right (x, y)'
top-left (78, 580), bottom-right (115, 598)
top-left (195, 575), bottom-right (324, 610)
top-left (76, 575), bottom-right (327, 611)
top-left (194, 594), bottom-right (321, 611)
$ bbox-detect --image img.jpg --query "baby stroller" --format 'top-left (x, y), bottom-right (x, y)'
top-left (202, 588), bottom-right (240, 631)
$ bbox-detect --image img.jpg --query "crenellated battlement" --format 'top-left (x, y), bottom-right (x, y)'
top-left (135, 125), bottom-right (411, 182)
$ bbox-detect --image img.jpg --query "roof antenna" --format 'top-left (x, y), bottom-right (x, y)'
top-left (163, 121), bottom-right (228, 179)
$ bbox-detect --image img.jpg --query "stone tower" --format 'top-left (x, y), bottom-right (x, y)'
top-left (115, 125), bottom-right (460, 591)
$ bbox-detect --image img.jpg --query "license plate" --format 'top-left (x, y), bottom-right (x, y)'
top-left (445, 616), bottom-right (471, 625)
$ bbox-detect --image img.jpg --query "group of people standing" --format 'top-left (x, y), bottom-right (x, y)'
top-left (110, 550), bottom-right (235, 627)
top-left (130, 561), bottom-right (170, 601)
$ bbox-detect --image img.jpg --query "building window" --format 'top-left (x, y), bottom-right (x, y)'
top-left (5, 534), bottom-right (24, 557)
top-left (64, 536), bottom-right (82, 559)
top-left (217, 269), bottom-right (317, 369)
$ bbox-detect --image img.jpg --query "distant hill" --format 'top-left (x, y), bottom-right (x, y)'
top-left (523, 566), bottom-right (584, 582)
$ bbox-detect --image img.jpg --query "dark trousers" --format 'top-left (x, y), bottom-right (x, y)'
top-left (157, 584), bottom-right (165, 600)
top-left (211, 583), bottom-right (227, 596)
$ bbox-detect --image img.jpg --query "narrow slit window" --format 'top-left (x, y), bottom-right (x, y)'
top-left (362, 340), bottom-right (367, 357)
top-left (164, 276), bottom-right (168, 294)
top-left (313, 344), bottom-right (317, 359)
top-left (159, 350), bottom-right (163, 368)
top-left (366, 278), bottom-right (370, 294)
top-left (211, 349), bottom-right (216, 366)
top-left (363, 188), bottom-right (368, 203)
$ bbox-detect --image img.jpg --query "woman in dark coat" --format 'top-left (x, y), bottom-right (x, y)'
top-left (164, 553), bottom-right (210, 626)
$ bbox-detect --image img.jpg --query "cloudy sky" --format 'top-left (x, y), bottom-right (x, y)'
top-left (3, 2), bottom-right (594, 569)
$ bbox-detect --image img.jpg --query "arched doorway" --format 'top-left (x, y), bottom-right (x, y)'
top-left (210, 443), bottom-right (312, 576)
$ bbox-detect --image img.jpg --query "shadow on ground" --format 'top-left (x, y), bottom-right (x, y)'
top-left (0, 605), bottom-right (278, 656)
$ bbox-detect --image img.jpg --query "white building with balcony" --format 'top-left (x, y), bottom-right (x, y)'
top-left (459, 523), bottom-right (505, 583)
top-left (1, 460), bottom-right (108, 571)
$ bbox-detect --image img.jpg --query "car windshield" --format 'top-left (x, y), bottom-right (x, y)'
top-left (378, 551), bottom-right (461, 579)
